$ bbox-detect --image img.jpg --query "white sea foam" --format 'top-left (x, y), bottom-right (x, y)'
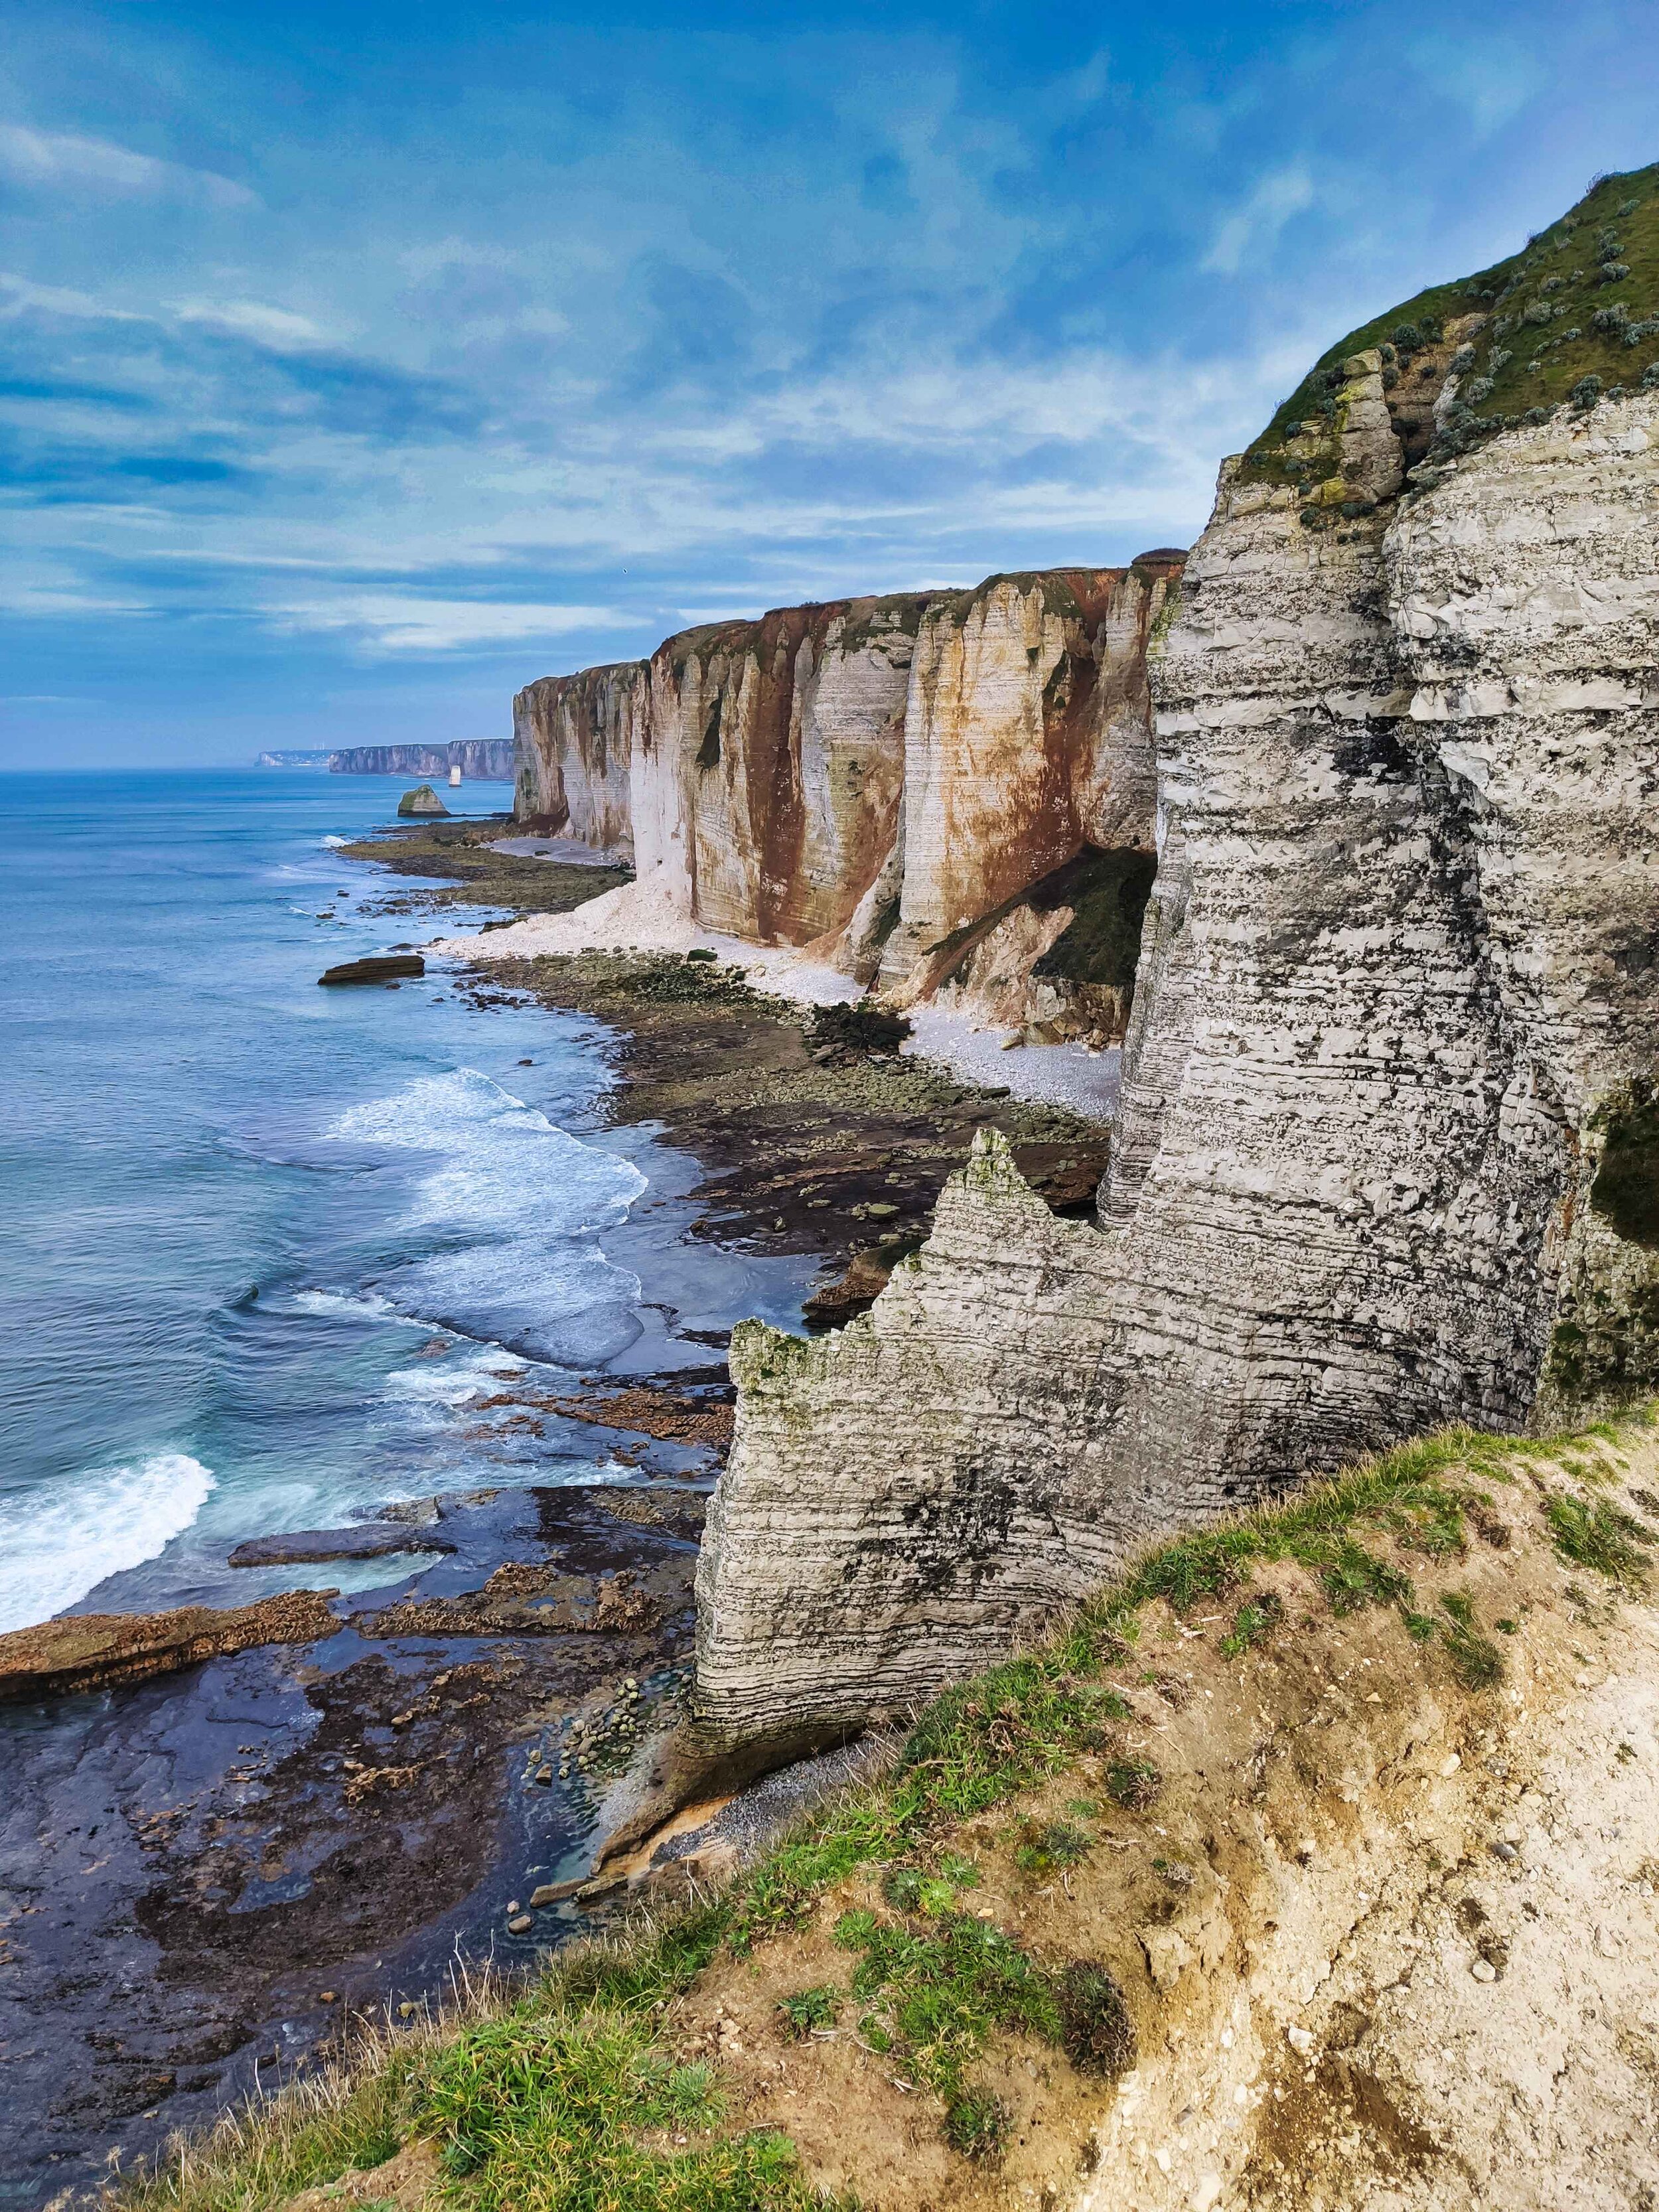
top-left (0, 1454), bottom-right (216, 1634)
top-left (290, 1286), bottom-right (401, 1323)
top-left (321, 834), bottom-right (350, 849)
top-left (386, 1341), bottom-right (526, 1410)
top-left (325, 1069), bottom-right (649, 1364)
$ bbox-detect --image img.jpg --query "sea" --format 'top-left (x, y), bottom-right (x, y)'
top-left (0, 768), bottom-right (810, 1639)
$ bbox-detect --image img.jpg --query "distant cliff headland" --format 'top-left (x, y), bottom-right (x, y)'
top-left (255, 740), bottom-right (516, 777)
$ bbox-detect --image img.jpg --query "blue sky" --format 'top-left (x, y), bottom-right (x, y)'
top-left (3, 0), bottom-right (1655, 767)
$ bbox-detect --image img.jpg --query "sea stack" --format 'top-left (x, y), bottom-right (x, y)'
top-left (397, 782), bottom-right (450, 816)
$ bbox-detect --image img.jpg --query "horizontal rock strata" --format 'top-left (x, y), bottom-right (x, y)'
top-left (694, 364), bottom-right (1659, 1743)
top-left (510, 561), bottom-right (1183, 1036)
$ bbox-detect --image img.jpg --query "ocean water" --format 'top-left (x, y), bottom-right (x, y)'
top-left (0, 770), bottom-right (803, 1635)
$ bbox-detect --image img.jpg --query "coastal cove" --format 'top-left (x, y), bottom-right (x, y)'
top-left (0, 771), bottom-right (1106, 2207)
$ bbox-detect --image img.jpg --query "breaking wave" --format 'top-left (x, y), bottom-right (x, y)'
top-left (0, 1454), bottom-right (216, 1635)
top-left (324, 1068), bottom-right (648, 1365)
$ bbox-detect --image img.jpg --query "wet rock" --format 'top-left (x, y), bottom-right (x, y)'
top-left (0, 1590), bottom-right (338, 1703)
top-left (227, 1527), bottom-right (455, 1568)
top-left (802, 1247), bottom-right (897, 1327)
top-left (318, 953), bottom-right (426, 986)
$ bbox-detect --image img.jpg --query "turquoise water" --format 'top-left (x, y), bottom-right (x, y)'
top-left (0, 771), bottom-right (799, 1634)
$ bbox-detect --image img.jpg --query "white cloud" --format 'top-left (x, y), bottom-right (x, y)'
top-left (176, 300), bottom-right (328, 349)
top-left (0, 271), bottom-right (147, 323)
top-left (1201, 164), bottom-right (1315, 277)
top-left (268, 595), bottom-right (634, 653)
top-left (0, 123), bottom-right (256, 208)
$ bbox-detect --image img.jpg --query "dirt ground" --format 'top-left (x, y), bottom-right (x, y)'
top-left (668, 1422), bottom-right (1659, 2212)
top-left (301, 1419), bottom-right (1659, 2212)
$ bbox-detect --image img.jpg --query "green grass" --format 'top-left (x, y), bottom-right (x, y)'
top-left (823, 1903), bottom-right (1135, 2143)
top-left (1238, 163), bottom-right (1659, 500)
top-left (1545, 1493), bottom-right (1654, 1585)
top-left (1220, 1590), bottom-right (1284, 1656)
top-left (419, 2010), bottom-right (835, 2212)
top-left (1011, 1818), bottom-right (1093, 1875)
top-left (940, 2088), bottom-right (1009, 2162)
top-left (831, 1909), bottom-right (1064, 2098)
top-left (116, 1408), bottom-right (1652, 2212)
top-left (1437, 1593), bottom-right (1504, 1689)
top-left (776, 1987), bottom-right (840, 2039)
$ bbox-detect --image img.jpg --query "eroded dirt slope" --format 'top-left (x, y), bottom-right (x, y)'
top-left (670, 1420), bottom-right (1659, 2211)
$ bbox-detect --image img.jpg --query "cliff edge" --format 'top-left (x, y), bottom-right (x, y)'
top-left (693, 165), bottom-right (1659, 1748)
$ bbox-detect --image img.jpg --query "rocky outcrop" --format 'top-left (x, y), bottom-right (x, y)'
top-left (319, 953), bottom-right (426, 985)
top-left (691, 167), bottom-right (1659, 1749)
top-left (330, 741), bottom-right (514, 778)
top-left (397, 784), bottom-right (449, 818)
top-left (0, 1591), bottom-right (338, 1703)
top-left (510, 565), bottom-right (1183, 1037)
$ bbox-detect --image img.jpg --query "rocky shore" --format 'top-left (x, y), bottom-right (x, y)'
top-left (1, 816), bottom-right (1118, 2208)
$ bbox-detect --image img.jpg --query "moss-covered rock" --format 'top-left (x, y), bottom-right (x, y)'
top-left (1240, 163), bottom-right (1659, 504)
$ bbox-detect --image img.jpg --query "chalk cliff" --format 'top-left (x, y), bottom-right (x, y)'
top-left (511, 564), bottom-right (1183, 1037)
top-left (330, 739), bottom-right (515, 778)
top-left (693, 165), bottom-right (1659, 1748)
top-left (514, 663), bottom-right (645, 853)
top-left (636, 597), bottom-right (926, 945)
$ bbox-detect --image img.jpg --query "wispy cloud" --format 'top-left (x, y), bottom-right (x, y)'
top-left (1200, 164), bottom-right (1316, 277)
top-left (175, 300), bottom-right (327, 348)
top-left (0, 271), bottom-right (148, 323)
top-left (0, 123), bottom-right (256, 208)
top-left (268, 596), bottom-right (634, 654)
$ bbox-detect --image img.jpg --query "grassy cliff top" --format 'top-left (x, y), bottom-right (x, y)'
top-left (117, 1404), bottom-right (1659, 2212)
top-left (1242, 161), bottom-right (1659, 494)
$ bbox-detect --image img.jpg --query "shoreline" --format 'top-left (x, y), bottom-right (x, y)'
top-left (429, 857), bottom-right (1125, 1122)
top-left (3, 810), bottom-right (1118, 2207)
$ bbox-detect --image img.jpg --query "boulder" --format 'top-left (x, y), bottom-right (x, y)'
top-left (318, 953), bottom-right (425, 986)
top-left (226, 1526), bottom-right (455, 1568)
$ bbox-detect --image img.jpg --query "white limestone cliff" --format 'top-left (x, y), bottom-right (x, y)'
top-left (508, 563), bottom-right (1182, 1036)
top-left (692, 370), bottom-right (1659, 1745)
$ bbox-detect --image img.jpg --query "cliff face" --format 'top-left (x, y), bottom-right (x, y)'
top-left (693, 167), bottom-right (1659, 1748)
top-left (510, 565), bottom-right (1179, 1037)
top-left (877, 563), bottom-right (1178, 1007)
top-left (635, 597), bottom-right (926, 944)
top-left (330, 740), bottom-right (515, 778)
top-left (513, 664), bottom-right (645, 853)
